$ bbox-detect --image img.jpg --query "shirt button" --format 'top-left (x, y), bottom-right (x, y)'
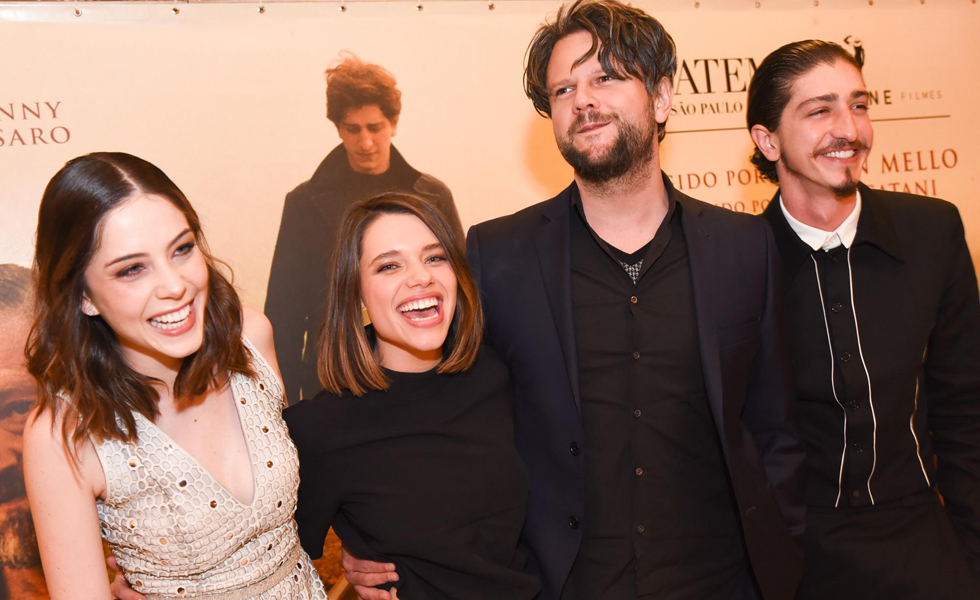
top-left (633, 409), bottom-right (642, 418)
top-left (849, 400), bottom-right (861, 410)
top-left (569, 516), bottom-right (580, 529)
top-left (831, 302), bottom-right (844, 313)
top-left (830, 254), bottom-right (841, 264)
top-left (840, 351), bottom-right (853, 363)
top-left (852, 489), bottom-right (861, 498)
top-left (569, 442), bottom-right (581, 456)
top-left (635, 467), bottom-right (643, 476)
top-left (630, 295), bottom-right (638, 304)
top-left (853, 442), bottom-right (864, 453)
top-left (632, 351), bottom-right (640, 360)
top-left (636, 524), bottom-right (645, 534)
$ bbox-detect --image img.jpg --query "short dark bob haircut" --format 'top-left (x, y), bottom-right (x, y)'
top-left (27, 152), bottom-right (253, 453)
top-left (317, 192), bottom-right (483, 397)
top-left (747, 40), bottom-right (862, 182)
top-left (325, 53), bottom-right (402, 126)
top-left (524, 0), bottom-right (677, 142)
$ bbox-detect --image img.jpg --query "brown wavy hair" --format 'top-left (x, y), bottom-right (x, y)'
top-left (318, 192), bottom-right (483, 397)
top-left (524, 0), bottom-right (677, 142)
top-left (325, 53), bottom-right (402, 126)
top-left (27, 152), bottom-right (254, 453)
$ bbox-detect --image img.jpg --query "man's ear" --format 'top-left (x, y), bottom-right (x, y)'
top-left (750, 124), bottom-right (780, 162)
top-left (81, 295), bottom-right (100, 317)
top-left (389, 116), bottom-right (399, 137)
top-left (653, 77), bottom-right (674, 125)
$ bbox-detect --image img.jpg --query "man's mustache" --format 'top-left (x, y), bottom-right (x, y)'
top-left (0, 463), bottom-right (27, 505)
top-left (815, 138), bottom-right (869, 156)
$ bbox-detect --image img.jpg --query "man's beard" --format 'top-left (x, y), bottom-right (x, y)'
top-left (557, 109), bottom-right (656, 186)
top-left (0, 465), bottom-right (41, 569)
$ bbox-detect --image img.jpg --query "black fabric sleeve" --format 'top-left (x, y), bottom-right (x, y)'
top-left (743, 219), bottom-right (807, 539)
top-left (265, 190), bottom-right (313, 404)
top-left (284, 402), bottom-right (339, 559)
top-left (926, 206), bottom-right (980, 581)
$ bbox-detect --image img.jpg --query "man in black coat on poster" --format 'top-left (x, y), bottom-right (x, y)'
top-left (748, 40), bottom-right (980, 599)
top-left (265, 54), bottom-right (462, 402)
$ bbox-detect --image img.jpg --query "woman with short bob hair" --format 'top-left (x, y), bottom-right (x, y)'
top-left (317, 191), bottom-right (483, 397)
top-left (23, 152), bottom-right (326, 600)
top-left (286, 192), bottom-right (540, 600)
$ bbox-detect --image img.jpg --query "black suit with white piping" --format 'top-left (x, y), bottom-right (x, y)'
top-left (762, 184), bottom-right (980, 599)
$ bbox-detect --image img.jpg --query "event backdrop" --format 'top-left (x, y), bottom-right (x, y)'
top-left (1, 0), bottom-right (978, 597)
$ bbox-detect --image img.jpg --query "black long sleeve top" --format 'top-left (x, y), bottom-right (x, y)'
top-left (283, 347), bottom-right (540, 600)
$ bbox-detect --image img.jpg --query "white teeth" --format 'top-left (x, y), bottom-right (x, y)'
top-left (398, 297), bottom-right (439, 313)
top-left (150, 304), bottom-right (191, 329)
top-left (824, 150), bottom-right (856, 159)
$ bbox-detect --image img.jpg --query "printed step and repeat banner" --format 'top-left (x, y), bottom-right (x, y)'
top-left (1, 0), bottom-right (978, 597)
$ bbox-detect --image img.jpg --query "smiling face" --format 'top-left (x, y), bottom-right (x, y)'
top-left (358, 213), bottom-right (457, 373)
top-left (546, 31), bottom-right (671, 184)
top-left (761, 59), bottom-right (873, 201)
top-left (337, 104), bottom-right (398, 175)
top-left (81, 194), bottom-right (209, 378)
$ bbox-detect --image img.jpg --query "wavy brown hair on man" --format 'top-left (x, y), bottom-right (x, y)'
top-left (317, 192), bottom-right (484, 397)
top-left (325, 52), bottom-right (402, 126)
top-left (524, 0), bottom-right (677, 142)
top-left (27, 152), bottom-right (254, 454)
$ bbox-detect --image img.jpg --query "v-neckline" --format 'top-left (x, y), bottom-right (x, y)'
top-left (134, 371), bottom-right (259, 507)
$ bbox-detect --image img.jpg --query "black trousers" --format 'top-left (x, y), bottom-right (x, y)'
top-left (799, 488), bottom-right (977, 600)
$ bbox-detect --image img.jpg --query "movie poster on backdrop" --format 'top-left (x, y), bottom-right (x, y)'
top-left (1, 0), bottom-right (978, 597)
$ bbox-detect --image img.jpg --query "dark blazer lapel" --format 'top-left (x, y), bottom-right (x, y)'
top-left (678, 195), bottom-right (728, 441)
top-left (535, 189), bottom-right (582, 412)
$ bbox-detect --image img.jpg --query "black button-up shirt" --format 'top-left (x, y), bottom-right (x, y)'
top-left (561, 189), bottom-right (746, 600)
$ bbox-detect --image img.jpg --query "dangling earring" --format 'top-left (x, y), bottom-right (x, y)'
top-left (361, 304), bottom-right (372, 326)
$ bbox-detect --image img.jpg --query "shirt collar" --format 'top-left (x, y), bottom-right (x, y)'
top-left (779, 190), bottom-right (862, 251)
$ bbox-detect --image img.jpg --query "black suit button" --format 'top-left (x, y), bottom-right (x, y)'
top-left (636, 524), bottom-right (645, 534)
top-left (840, 351), bottom-right (853, 363)
top-left (569, 516), bottom-right (580, 529)
top-left (569, 442), bottom-right (581, 456)
top-left (831, 302), bottom-right (844, 313)
top-left (632, 351), bottom-right (640, 360)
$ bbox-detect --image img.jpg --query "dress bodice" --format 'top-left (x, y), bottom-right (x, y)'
top-left (93, 337), bottom-right (326, 599)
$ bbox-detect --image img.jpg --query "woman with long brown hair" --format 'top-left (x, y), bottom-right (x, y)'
top-left (22, 152), bottom-right (326, 600)
top-left (284, 192), bottom-right (540, 600)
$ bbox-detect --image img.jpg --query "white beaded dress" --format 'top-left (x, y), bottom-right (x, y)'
top-left (92, 337), bottom-right (328, 600)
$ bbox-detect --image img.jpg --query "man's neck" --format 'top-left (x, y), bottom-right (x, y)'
top-left (576, 161), bottom-right (668, 254)
top-left (779, 179), bottom-right (858, 232)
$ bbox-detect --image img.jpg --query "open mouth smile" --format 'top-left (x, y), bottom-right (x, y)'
top-left (397, 296), bottom-right (442, 324)
top-left (148, 301), bottom-right (195, 332)
top-left (822, 149), bottom-right (857, 159)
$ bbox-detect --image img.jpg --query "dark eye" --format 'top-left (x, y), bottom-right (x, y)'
top-left (175, 241), bottom-right (196, 257)
top-left (116, 263), bottom-right (145, 278)
top-left (0, 396), bottom-right (33, 424)
top-left (553, 86), bottom-right (573, 98)
top-left (377, 263), bottom-right (397, 273)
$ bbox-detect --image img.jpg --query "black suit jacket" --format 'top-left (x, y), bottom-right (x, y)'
top-left (466, 178), bottom-right (806, 600)
top-left (762, 183), bottom-right (980, 581)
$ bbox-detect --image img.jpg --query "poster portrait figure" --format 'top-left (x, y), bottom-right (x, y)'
top-left (0, 264), bottom-right (47, 600)
top-left (266, 53), bottom-right (463, 403)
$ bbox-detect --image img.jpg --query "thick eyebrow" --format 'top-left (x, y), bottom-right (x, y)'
top-left (104, 228), bottom-right (192, 268)
top-left (367, 243), bottom-right (444, 266)
top-left (797, 89), bottom-right (870, 111)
